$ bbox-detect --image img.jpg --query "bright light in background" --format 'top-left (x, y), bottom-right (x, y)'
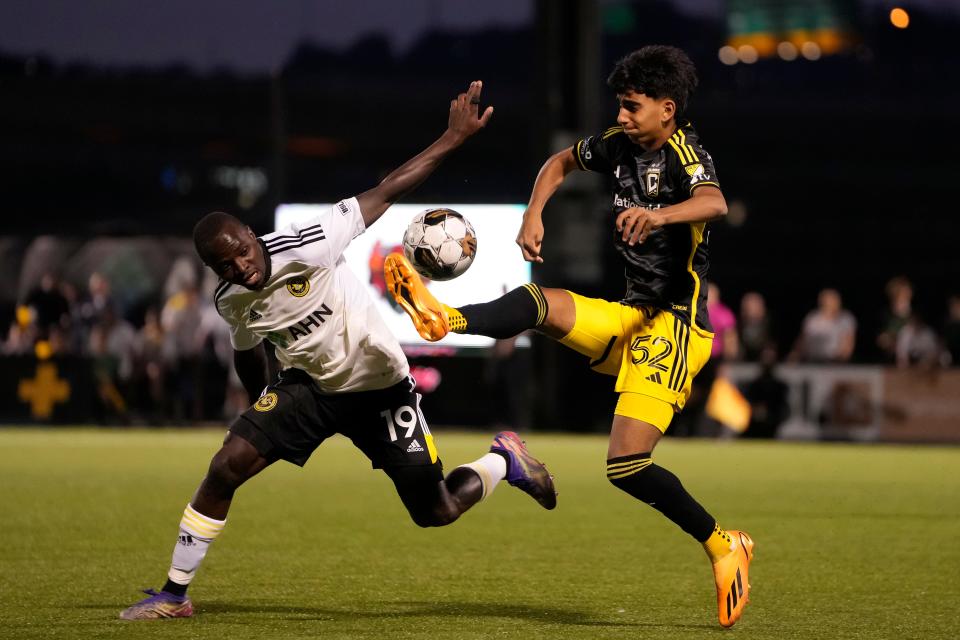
top-left (737, 44), bottom-right (759, 64)
top-left (801, 41), bottom-right (822, 61)
top-left (718, 45), bottom-right (738, 65)
top-left (777, 41), bottom-right (799, 61)
top-left (890, 7), bottom-right (910, 29)
top-left (276, 203), bottom-right (532, 348)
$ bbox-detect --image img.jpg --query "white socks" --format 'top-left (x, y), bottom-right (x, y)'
top-left (167, 504), bottom-right (226, 586)
top-left (457, 452), bottom-right (508, 500)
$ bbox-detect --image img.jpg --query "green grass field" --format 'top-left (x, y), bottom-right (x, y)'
top-left (1, 428), bottom-right (957, 640)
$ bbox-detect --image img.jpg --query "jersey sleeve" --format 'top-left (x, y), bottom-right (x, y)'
top-left (322, 197), bottom-right (366, 263)
top-left (666, 130), bottom-right (721, 195)
top-left (572, 126), bottom-right (624, 173)
top-left (264, 197), bottom-right (366, 267)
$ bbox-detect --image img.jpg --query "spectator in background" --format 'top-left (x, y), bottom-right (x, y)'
top-left (485, 334), bottom-right (533, 431)
top-left (708, 283), bottom-right (739, 361)
top-left (876, 276), bottom-right (913, 362)
top-left (59, 279), bottom-right (86, 354)
top-left (944, 294), bottom-right (960, 366)
top-left (738, 291), bottom-right (773, 362)
top-left (88, 305), bottom-right (138, 422)
top-left (24, 272), bottom-right (70, 337)
top-left (742, 345), bottom-right (789, 439)
top-left (161, 283), bottom-right (204, 421)
top-left (895, 313), bottom-right (941, 370)
top-left (134, 307), bottom-right (168, 422)
top-left (79, 271), bottom-right (115, 331)
top-left (3, 305), bottom-right (39, 355)
top-left (790, 288), bottom-right (856, 363)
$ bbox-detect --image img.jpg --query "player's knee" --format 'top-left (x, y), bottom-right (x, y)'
top-left (206, 451), bottom-right (247, 492)
top-left (408, 501), bottom-right (461, 528)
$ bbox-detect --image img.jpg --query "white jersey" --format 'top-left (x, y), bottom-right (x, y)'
top-left (214, 197), bottom-right (409, 393)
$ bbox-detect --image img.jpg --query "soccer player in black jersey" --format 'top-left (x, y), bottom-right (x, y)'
top-left (386, 46), bottom-right (755, 627)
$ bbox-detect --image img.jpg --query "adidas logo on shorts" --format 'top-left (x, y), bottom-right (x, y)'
top-left (406, 439), bottom-right (424, 453)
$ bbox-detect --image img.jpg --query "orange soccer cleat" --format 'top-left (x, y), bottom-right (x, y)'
top-left (384, 253), bottom-right (450, 342)
top-left (712, 530), bottom-right (755, 628)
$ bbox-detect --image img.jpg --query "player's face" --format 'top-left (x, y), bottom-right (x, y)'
top-left (205, 224), bottom-right (267, 290)
top-left (616, 90), bottom-right (675, 148)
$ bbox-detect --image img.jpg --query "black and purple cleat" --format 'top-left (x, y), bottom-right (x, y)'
top-left (119, 588), bottom-right (193, 620)
top-left (490, 431), bottom-right (557, 510)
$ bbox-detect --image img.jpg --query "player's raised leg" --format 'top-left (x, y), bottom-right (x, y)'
top-left (119, 433), bottom-right (273, 620)
top-left (384, 253), bottom-right (574, 342)
top-left (387, 430), bottom-right (556, 527)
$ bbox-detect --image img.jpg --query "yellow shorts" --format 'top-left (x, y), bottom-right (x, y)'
top-left (558, 292), bottom-right (714, 432)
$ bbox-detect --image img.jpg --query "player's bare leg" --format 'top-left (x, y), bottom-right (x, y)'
top-left (120, 433), bottom-right (273, 620)
top-left (388, 431), bottom-right (556, 527)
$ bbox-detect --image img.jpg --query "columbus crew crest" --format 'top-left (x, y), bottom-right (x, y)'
top-left (285, 276), bottom-right (310, 297)
top-left (254, 392), bottom-right (278, 412)
top-left (644, 165), bottom-right (661, 196)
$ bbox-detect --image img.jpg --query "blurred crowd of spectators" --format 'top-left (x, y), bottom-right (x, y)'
top-left (705, 276), bottom-right (960, 369)
top-left (4, 264), bottom-right (960, 426)
top-left (674, 278), bottom-right (960, 439)
top-left (3, 262), bottom-right (247, 423)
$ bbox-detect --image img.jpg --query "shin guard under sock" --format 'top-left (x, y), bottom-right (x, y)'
top-left (451, 284), bottom-right (547, 338)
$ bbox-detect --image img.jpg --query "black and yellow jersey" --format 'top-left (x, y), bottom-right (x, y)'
top-left (574, 121), bottom-right (719, 332)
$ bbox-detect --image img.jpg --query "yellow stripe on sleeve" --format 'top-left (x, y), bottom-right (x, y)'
top-left (677, 129), bottom-right (699, 162)
top-left (574, 140), bottom-right (587, 170)
top-left (668, 138), bottom-right (690, 164)
top-left (690, 181), bottom-right (719, 193)
top-left (602, 126), bottom-right (624, 140)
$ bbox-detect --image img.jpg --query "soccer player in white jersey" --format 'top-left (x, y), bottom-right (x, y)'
top-left (120, 81), bottom-right (556, 620)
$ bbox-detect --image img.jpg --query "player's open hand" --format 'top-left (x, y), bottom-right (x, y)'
top-left (447, 81), bottom-right (494, 143)
top-left (516, 214), bottom-right (545, 263)
top-left (616, 207), bottom-right (664, 246)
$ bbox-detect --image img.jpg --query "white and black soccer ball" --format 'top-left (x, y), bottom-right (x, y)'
top-left (402, 208), bottom-right (477, 281)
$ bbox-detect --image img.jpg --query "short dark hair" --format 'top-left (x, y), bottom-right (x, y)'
top-left (607, 45), bottom-right (698, 116)
top-left (193, 210), bottom-right (243, 261)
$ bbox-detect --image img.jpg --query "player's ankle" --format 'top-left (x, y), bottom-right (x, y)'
top-left (703, 523), bottom-right (734, 562)
top-left (161, 579), bottom-right (188, 597)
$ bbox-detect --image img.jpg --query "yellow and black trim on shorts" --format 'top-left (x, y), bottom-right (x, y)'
top-left (668, 317), bottom-right (691, 392)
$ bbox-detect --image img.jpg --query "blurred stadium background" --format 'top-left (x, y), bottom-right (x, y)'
top-left (1, 1), bottom-right (959, 637)
top-left (3, 0), bottom-right (959, 439)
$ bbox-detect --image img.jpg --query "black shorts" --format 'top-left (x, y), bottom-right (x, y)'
top-left (229, 369), bottom-right (440, 475)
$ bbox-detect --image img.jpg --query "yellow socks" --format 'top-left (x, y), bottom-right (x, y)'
top-left (704, 523), bottom-right (735, 562)
top-left (444, 305), bottom-right (467, 332)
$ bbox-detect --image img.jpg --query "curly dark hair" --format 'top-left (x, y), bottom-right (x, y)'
top-left (607, 45), bottom-right (698, 116)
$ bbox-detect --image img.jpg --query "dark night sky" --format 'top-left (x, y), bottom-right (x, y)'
top-left (0, 0), bottom-right (535, 73)
top-left (3, 0), bottom-right (955, 73)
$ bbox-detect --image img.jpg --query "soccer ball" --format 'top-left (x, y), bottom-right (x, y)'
top-left (402, 208), bottom-right (477, 280)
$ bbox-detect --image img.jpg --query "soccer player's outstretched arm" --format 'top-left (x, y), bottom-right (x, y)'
top-left (517, 147), bottom-right (580, 263)
top-left (355, 80), bottom-right (493, 228)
